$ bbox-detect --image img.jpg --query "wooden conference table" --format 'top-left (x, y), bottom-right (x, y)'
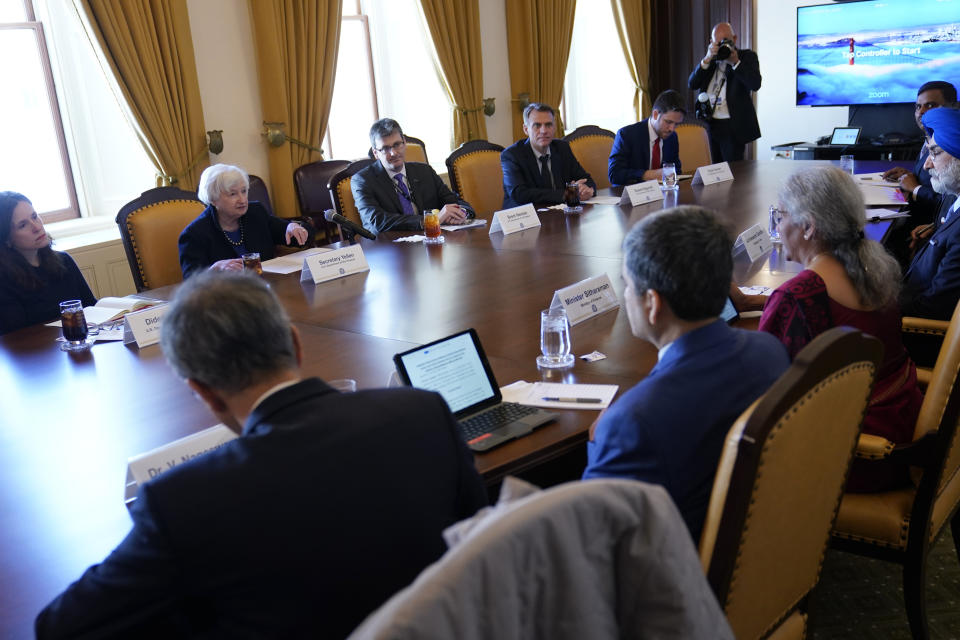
top-left (0, 159), bottom-right (904, 637)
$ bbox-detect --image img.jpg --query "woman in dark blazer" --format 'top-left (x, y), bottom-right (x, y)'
top-left (179, 164), bottom-right (309, 277)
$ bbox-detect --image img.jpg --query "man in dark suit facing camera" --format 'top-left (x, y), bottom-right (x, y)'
top-left (608, 89), bottom-right (686, 187)
top-left (36, 271), bottom-right (488, 639)
top-left (501, 102), bottom-right (596, 208)
top-left (353, 117), bottom-right (475, 235)
top-left (688, 22), bottom-right (762, 162)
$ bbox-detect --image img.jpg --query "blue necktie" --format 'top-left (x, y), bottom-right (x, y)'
top-left (394, 174), bottom-right (415, 215)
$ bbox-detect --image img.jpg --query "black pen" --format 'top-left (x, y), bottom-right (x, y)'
top-left (541, 397), bottom-right (603, 403)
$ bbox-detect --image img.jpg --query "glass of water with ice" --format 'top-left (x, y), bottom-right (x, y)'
top-left (660, 163), bottom-right (679, 191)
top-left (536, 307), bottom-right (575, 368)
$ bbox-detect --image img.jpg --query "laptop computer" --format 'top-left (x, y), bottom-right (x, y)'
top-left (720, 296), bottom-right (739, 323)
top-left (829, 126), bottom-right (861, 146)
top-left (394, 329), bottom-right (558, 452)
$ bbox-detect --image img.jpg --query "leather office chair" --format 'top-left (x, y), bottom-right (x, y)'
top-left (328, 158), bottom-right (376, 240)
top-left (349, 477), bottom-right (733, 640)
top-left (367, 134), bottom-right (428, 165)
top-left (563, 125), bottom-right (615, 190)
top-left (700, 327), bottom-right (882, 640)
top-left (294, 159), bottom-right (350, 243)
top-left (676, 121), bottom-right (713, 173)
top-left (831, 301), bottom-right (960, 640)
top-left (116, 187), bottom-right (206, 292)
top-left (248, 174), bottom-right (274, 217)
top-left (445, 139), bottom-right (505, 218)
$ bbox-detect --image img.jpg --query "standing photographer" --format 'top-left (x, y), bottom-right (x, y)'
top-left (688, 22), bottom-right (762, 162)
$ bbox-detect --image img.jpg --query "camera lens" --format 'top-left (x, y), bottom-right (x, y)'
top-left (716, 39), bottom-right (733, 60)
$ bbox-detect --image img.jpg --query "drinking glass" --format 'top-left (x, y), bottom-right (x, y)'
top-left (423, 209), bottom-right (444, 244)
top-left (328, 378), bottom-right (357, 393)
top-left (59, 299), bottom-right (92, 352)
top-left (660, 163), bottom-right (679, 191)
top-left (242, 252), bottom-right (262, 275)
top-left (840, 154), bottom-right (855, 175)
top-left (536, 308), bottom-right (574, 368)
top-left (768, 205), bottom-right (783, 243)
top-left (563, 181), bottom-right (583, 213)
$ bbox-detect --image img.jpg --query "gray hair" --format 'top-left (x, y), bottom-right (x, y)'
top-left (197, 164), bottom-right (250, 205)
top-left (623, 205), bottom-right (732, 321)
top-left (523, 102), bottom-right (555, 124)
top-left (369, 118), bottom-right (404, 148)
top-left (779, 166), bottom-right (901, 308)
top-left (160, 271), bottom-right (297, 394)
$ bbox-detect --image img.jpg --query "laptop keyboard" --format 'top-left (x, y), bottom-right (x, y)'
top-left (460, 402), bottom-right (541, 442)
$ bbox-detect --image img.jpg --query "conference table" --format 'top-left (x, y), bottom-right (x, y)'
top-left (0, 159), bottom-right (904, 637)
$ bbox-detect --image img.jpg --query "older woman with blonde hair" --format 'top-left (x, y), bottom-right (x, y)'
top-left (178, 164), bottom-right (309, 277)
top-left (745, 165), bottom-right (922, 491)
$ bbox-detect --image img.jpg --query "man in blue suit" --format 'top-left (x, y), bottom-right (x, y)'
top-left (36, 272), bottom-right (488, 639)
top-left (608, 89), bottom-right (685, 187)
top-left (583, 206), bottom-right (789, 543)
top-left (902, 106), bottom-right (960, 320)
top-left (501, 103), bottom-right (596, 208)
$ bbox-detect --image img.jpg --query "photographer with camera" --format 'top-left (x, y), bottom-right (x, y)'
top-left (688, 22), bottom-right (762, 163)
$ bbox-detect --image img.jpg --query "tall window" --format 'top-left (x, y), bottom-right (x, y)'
top-left (562, 0), bottom-right (637, 134)
top-left (324, 0), bottom-right (453, 172)
top-left (1, 0), bottom-right (154, 222)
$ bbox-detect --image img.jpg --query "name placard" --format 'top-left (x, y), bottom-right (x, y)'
top-left (301, 245), bottom-right (370, 284)
top-left (691, 162), bottom-right (734, 186)
top-left (550, 273), bottom-right (620, 325)
top-left (122, 303), bottom-right (169, 348)
top-left (736, 223), bottom-right (772, 261)
top-left (124, 424), bottom-right (238, 504)
top-left (619, 180), bottom-right (665, 207)
top-left (489, 204), bottom-right (541, 235)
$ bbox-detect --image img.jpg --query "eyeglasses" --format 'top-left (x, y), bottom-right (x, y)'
top-left (375, 140), bottom-right (406, 154)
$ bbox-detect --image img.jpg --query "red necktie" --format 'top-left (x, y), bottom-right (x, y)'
top-left (651, 139), bottom-right (661, 171)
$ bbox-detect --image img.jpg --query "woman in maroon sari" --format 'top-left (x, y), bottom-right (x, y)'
top-left (746, 166), bottom-right (922, 491)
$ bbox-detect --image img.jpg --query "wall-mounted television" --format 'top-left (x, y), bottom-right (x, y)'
top-left (797, 0), bottom-right (960, 106)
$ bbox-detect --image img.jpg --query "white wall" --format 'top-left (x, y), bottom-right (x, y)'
top-left (755, 0), bottom-right (848, 158)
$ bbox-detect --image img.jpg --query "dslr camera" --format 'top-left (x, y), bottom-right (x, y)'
top-left (716, 38), bottom-right (735, 61)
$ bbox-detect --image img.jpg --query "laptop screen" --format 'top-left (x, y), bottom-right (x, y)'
top-left (720, 296), bottom-right (738, 323)
top-left (394, 329), bottom-right (500, 415)
top-left (830, 127), bottom-right (860, 145)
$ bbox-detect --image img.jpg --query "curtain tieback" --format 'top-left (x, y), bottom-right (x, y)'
top-left (157, 139), bottom-right (210, 187)
top-left (454, 104), bottom-right (485, 114)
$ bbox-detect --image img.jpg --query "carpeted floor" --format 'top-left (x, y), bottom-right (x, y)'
top-left (809, 532), bottom-right (960, 639)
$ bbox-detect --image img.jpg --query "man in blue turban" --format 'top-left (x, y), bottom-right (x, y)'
top-left (902, 105), bottom-right (960, 320)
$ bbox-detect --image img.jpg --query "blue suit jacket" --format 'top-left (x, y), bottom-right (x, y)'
top-left (36, 379), bottom-right (488, 639)
top-left (608, 119), bottom-right (681, 187)
top-left (501, 138), bottom-right (596, 209)
top-left (903, 194), bottom-right (960, 319)
top-left (583, 320), bottom-right (789, 543)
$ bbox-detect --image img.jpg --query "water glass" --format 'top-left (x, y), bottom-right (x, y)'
top-left (328, 378), bottom-right (357, 393)
top-left (423, 209), bottom-right (444, 244)
top-left (660, 163), bottom-right (679, 191)
top-left (768, 205), bottom-right (783, 243)
top-left (59, 299), bottom-right (92, 352)
top-left (536, 308), bottom-right (574, 368)
top-left (563, 181), bottom-right (583, 213)
top-left (840, 154), bottom-right (855, 175)
top-left (242, 252), bottom-right (262, 275)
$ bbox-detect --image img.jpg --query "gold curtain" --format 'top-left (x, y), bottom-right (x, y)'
top-left (250, 0), bottom-right (342, 218)
top-left (505, 0), bottom-right (576, 140)
top-left (418, 0), bottom-right (487, 146)
top-left (76, 0), bottom-right (209, 188)
top-left (611, 0), bottom-right (652, 121)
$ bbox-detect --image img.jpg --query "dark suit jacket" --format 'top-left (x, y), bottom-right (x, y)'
top-left (35, 379), bottom-right (488, 639)
top-left (903, 194), bottom-right (960, 319)
top-left (0, 252), bottom-right (96, 335)
top-left (908, 146), bottom-right (942, 224)
top-left (608, 119), bottom-right (682, 187)
top-left (352, 161), bottom-right (474, 235)
top-left (688, 49), bottom-right (762, 145)
top-left (178, 202), bottom-right (297, 278)
top-left (501, 138), bottom-right (596, 209)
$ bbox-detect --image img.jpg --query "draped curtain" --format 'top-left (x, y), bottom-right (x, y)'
top-left (505, 0), bottom-right (576, 140)
top-left (418, 0), bottom-right (487, 146)
top-left (76, 0), bottom-right (209, 188)
top-left (250, 0), bottom-right (342, 218)
top-left (611, 0), bottom-right (652, 121)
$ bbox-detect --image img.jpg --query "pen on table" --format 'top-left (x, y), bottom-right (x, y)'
top-left (541, 397), bottom-right (603, 403)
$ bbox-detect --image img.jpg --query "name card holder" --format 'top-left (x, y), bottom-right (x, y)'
top-left (550, 273), bottom-right (620, 325)
top-left (691, 162), bottom-right (734, 186)
top-left (489, 204), bottom-right (541, 235)
top-left (122, 303), bottom-right (169, 348)
top-left (619, 180), bottom-right (664, 207)
top-left (301, 245), bottom-right (370, 284)
top-left (125, 424), bottom-right (238, 504)
top-left (735, 223), bottom-right (772, 261)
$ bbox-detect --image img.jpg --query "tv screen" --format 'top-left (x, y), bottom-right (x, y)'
top-left (797, 0), bottom-right (960, 106)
